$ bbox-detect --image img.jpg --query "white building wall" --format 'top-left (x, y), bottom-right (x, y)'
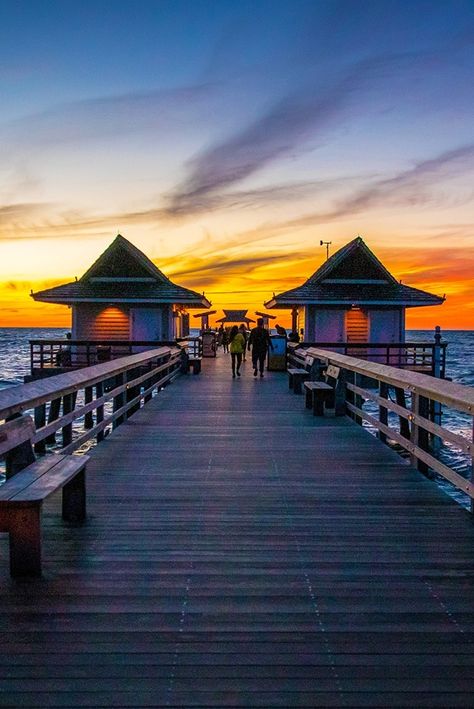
top-left (313, 309), bottom-right (346, 342)
top-left (368, 308), bottom-right (404, 364)
top-left (369, 309), bottom-right (403, 342)
top-left (130, 307), bottom-right (164, 341)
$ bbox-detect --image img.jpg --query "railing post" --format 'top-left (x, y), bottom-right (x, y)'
top-left (378, 382), bottom-right (388, 444)
top-left (395, 387), bottom-right (410, 439)
top-left (34, 404), bottom-right (46, 455)
top-left (345, 370), bottom-right (355, 420)
top-left (62, 393), bottom-right (74, 448)
top-left (126, 368), bottom-right (141, 418)
top-left (410, 392), bottom-right (431, 476)
top-left (96, 382), bottom-right (104, 442)
top-left (113, 373), bottom-right (125, 429)
top-left (431, 326), bottom-right (443, 455)
top-left (410, 392), bottom-right (420, 469)
top-left (84, 386), bottom-right (94, 429)
top-left (144, 361), bottom-right (154, 403)
top-left (46, 397), bottom-right (61, 444)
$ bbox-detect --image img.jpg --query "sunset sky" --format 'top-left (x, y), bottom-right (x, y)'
top-left (1, 0), bottom-right (473, 329)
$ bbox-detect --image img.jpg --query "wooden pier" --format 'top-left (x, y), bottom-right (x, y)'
top-left (1, 352), bottom-right (474, 706)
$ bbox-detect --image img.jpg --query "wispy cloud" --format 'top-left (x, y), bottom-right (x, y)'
top-left (280, 144), bottom-right (474, 229)
top-left (2, 84), bottom-right (215, 150)
top-left (0, 202), bottom-right (48, 228)
top-left (163, 46), bottom-right (461, 216)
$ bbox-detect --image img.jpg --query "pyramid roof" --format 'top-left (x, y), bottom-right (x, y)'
top-left (265, 237), bottom-right (444, 309)
top-left (215, 309), bottom-right (255, 324)
top-left (32, 234), bottom-right (211, 308)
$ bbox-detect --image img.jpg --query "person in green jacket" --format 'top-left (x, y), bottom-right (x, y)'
top-left (229, 325), bottom-right (246, 378)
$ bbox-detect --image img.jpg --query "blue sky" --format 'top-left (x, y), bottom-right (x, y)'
top-left (0, 0), bottom-right (473, 326)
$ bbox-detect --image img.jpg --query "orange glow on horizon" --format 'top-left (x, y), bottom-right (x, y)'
top-left (1, 246), bottom-right (472, 331)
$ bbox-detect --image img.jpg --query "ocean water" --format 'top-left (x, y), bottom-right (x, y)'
top-left (0, 328), bottom-right (472, 503)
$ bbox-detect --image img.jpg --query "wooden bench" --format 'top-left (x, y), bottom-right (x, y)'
top-left (304, 364), bottom-right (341, 416)
top-left (0, 415), bottom-right (89, 577)
top-left (288, 354), bottom-right (314, 394)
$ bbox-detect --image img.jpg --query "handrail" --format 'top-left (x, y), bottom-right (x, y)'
top-left (2, 347), bottom-right (178, 420)
top-left (306, 348), bottom-right (473, 415)
top-left (305, 347), bottom-right (474, 506)
top-left (0, 347), bottom-right (182, 472)
top-left (289, 340), bottom-right (446, 377)
top-left (29, 339), bottom-right (181, 372)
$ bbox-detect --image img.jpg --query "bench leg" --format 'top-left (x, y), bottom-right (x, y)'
top-left (313, 390), bottom-right (335, 416)
top-left (288, 373), bottom-right (293, 390)
top-left (313, 392), bottom-right (326, 416)
top-left (62, 468), bottom-right (86, 524)
top-left (294, 376), bottom-right (305, 394)
top-left (9, 505), bottom-right (42, 577)
top-left (305, 388), bottom-right (312, 409)
top-left (324, 392), bottom-right (336, 417)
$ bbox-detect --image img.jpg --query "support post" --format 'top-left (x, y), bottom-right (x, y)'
top-left (62, 394), bottom-right (74, 448)
top-left (378, 382), bottom-right (388, 444)
top-left (84, 386), bottom-right (94, 429)
top-left (113, 373), bottom-right (125, 428)
top-left (126, 368), bottom-right (141, 418)
top-left (34, 404), bottom-right (46, 455)
top-left (395, 387), bottom-right (410, 439)
top-left (96, 382), bottom-right (104, 442)
top-left (46, 398), bottom-right (61, 444)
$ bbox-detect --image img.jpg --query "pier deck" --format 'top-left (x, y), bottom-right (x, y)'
top-left (1, 353), bottom-right (474, 706)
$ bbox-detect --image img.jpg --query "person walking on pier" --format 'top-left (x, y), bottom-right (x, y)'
top-left (229, 325), bottom-right (245, 378)
top-left (239, 323), bottom-right (248, 361)
top-left (221, 327), bottom-right (229, 353)
top-left (248, 317), bottom-right (273, 378)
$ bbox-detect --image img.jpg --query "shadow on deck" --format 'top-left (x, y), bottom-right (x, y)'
top-left (1, 352), bottom-right (474, 706)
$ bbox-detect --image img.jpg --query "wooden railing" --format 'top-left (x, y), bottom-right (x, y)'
top-left (177, 336), bottom-right (203, 361)
top-left (288, 339), bottom-right (447, 377)
top-left (305, 347), bottom-right (474, 509)
top-left (1, 346), bottom-right (182, 476)
top-left (29, 339), bottom-right (184, 374)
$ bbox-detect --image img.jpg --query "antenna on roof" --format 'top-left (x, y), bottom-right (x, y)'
top-left (320, 240), bottom-right (332, 260)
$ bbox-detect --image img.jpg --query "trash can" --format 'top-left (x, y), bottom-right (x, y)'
top-left (267, 335), bottom-right (287, 371)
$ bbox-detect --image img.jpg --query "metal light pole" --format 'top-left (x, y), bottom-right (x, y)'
top-left (320, 240), bottom-right (332, 260)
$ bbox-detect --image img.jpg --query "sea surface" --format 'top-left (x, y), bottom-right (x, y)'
top-left (0, 328), bottom-right (472, 504)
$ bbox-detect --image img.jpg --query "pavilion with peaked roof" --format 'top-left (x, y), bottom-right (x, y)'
top-left (215, 310), bottom-right (255, 326)
top-left (32, 234), bottom-right (211, 341)
top-left (264, 236), bottom-right (444, 343)
top-left (193, 310), bottom-right (217, 331)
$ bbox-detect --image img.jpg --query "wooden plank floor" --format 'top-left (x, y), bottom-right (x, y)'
top-left (1, 352), bottom-right (474, 706)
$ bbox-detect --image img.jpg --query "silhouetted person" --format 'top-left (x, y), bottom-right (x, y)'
top-left (221, 327), bottom-right (229, 353)
top-left (229, 325), bottom-right (245, 378)
top-left (239, 323), bottom-right (248, 361)
top-left (248, 317), bottom-right (273, 377)
top-left (275, 323), bottom-right (287, 337)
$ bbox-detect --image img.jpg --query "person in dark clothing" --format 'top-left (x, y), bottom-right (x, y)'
top-left (247, 318), bottom-right (273, 377)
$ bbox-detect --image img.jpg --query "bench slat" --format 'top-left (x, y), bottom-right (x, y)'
top-left (10, 455), bottom-right (89, 503)
top-left (304, 381), bottom-right (332, 390)
top-left (0, 455), bottom-right (69, 501)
